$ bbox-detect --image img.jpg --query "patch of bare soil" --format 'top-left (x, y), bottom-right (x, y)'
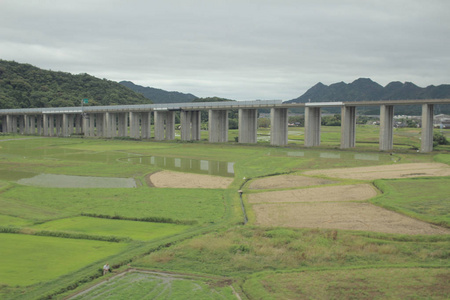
top-left (248, 175), bottom-right (336, 190)
top-left (248, 184), bottom-right (377, 203)
top-left (148, 170), bottom-right (233, 189)
top-left (252, 202), bottom-right (450, 235)
top-left (302, 163), bottom-right (450, 180)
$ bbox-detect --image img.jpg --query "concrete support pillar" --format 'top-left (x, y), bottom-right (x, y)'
top-left (191, 111), bottom-right (201, 140)
top-left (84, 114), bottom-right (94, 137)
top-left (21, 115), bottom-right (28, 134)
top-left (270, 108), bottom-right (288, 146)
top-left (141, 112), bottom-right (151, 139)
top-left (18, 116), bottom-right (25, 134)
top-left (109, 113), bottom-right (117, 138)
top-left (118, 113), bottom-right (128, 137)
top-left (129, 112), bottom-right (140, 139)
top-left (304, 107), bottom-right (321, 147)
top-left (154, 111), bottom-right (175, 140)
top-left (43, 115), bottom-right (49, 136)
top-left (74, 115), bottom-right (81, 134)
top-left (180, 111), bottom-right (201, 141)
top-left (340, 106), bottom-right (356, 149)
top-left (1, 116), bottom-right (6, 133)
top-left (103, 112), bottom-right (111, 138)
top-left (12, 116), bottom-right (18, 134)
top-left (3, 115), bottom-right (11, 133)
top-left (154, 111), bottom-right (165, 140)
top-left (62, 114), bottom-right (69, 137)
top-left (379, 105), bottom-right (394, 151)
top-left (54, 115), bottom-right (61, 136)
top-left (36, 115), bottom-right (43, 135)
top-left (48, 115), bottom-right (54, 136)
top-left (96, 113), bottom-right (104, 137)
top-left (90, 114), bottom-right (95, 137)
top-left (166, 111), bottom-right (175, 140)
top-left (238, 109), bottom-right (258, 143)
top-left (209, 110), bottom-right (228, 143)
top-left (83, 115), bottom-right (89, 137)
top-left (29, 115), bottom-right (36, 135)
top-left (68, 114), bottom-right (74, 136)
top-left (421, 104), bottom-right (434, 153)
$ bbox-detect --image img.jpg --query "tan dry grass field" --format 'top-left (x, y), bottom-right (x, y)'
top-left (247, 163), bottom-right (450, 235)
top-left (248, 175), bottom-right (336, 189)
top-left (148, 170), bottom-right (234, 189)
top-left (302, 162), bottom-right (450, 180)
top-left (252, 202), bottom-right (449, 235)
top-left (248, 184), bottom-right (377, 203)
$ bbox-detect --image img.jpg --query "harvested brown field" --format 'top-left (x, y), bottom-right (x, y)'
top-left (252, 202), bottom-right (450, 235)
top-left (248, 175), bottom-right (336, 190)
top-left (248, 184), bottom-right (377, 203)
top-left (302, 163), bottom-right (450, 180)
top-left (148, 170), bottom-right (233, 189)
top-left (248, 163), bottom-right (450, 235)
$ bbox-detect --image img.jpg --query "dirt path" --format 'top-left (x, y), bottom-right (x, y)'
top-left (148, 170), bottom-right (233, 189)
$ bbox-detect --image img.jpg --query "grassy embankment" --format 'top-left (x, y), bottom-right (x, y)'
top-left (0, 126), bottom-right (448, 299)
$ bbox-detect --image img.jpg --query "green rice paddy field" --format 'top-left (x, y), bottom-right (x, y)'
top-left (0, 126), bottom-right (449, 299)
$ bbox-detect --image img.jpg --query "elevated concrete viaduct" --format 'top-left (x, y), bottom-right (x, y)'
top-left (1, 99), bottom-right (449, 152)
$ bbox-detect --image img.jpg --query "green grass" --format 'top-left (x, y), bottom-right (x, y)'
top-left (70, 271), bottom-right (236, 300)
top-left (372, 177), bottom-right (450, 227)
top-left (243, 267), bottom-right (450, 299)
top-left (134, 226), bottom-right (450, 276)
top-left (31, 216), bottom-right (191, 241)
top-left (0, 186), bottom-right (229, 224)
top-left (0, 133), bottom-right (448, 299)
top-left (0, 233), bottom-right (128, 286)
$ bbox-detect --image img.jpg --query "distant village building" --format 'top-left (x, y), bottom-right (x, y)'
top-left (434, 114), bottom-right (450, 128)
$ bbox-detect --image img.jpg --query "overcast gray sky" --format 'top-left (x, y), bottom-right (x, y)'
top-left (1, 0), bottom-right (449, 100)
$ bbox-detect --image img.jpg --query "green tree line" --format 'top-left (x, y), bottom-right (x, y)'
top-left (0, 60), bottom-right (151, 109)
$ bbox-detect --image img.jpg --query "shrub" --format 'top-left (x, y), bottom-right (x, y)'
top-left (433, 132), bottom-right (449, 146)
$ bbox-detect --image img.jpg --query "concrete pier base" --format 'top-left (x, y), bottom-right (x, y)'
top-left (421, 104), bottom-right (434, 153)
top-left (270, 108), bottom-right (288, 146)
top-left (238, 109), bottom-right (258, 143)
top-left (154, 111), bottom-right (175, 140)
top-left (141, 112), bottom-right (152, 139)
top-left (129, 112), bottom-right (140, 139)
top-left (340, 106), bottom-right (356, 148)
top-left (118, 113), bottom-right (128, 137)
top-left (379, 105), bottom-right (394, 151)
top-left (62, 114), bottom-right (69, 137)
top-left (304, 107), bottom-right (321, 147)
top-left (180, 111), bottom-right (201, 141)
top-left (209, 110), bottom-right (228, 143)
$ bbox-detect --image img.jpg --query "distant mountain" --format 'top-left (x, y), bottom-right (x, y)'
top-left (120, 81), bottom-right (198, 104)
top-left (286, 78), bottom-right (450, 114)
top-left (0, 60), bottom-right (150, 109)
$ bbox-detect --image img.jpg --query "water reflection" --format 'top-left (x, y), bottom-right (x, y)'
top-left (353, 153), bottom-right (381, 161)
top-left (279, 151), bottom-right (392, 162)
top-left (320, 152), bottom-right (341, 159)
top-left (126, 156), bottom-right (235, 177)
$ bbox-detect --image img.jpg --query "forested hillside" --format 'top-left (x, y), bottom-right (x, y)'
top-left (0, 60), bottom-right (151, 109)
top-left (287, 78), bottom-right (450, 114)
top-left (120, 81), bottom-right (197, 104)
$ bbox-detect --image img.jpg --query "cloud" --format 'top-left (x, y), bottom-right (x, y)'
top-left (1, 0), bottom-right (449, 100)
